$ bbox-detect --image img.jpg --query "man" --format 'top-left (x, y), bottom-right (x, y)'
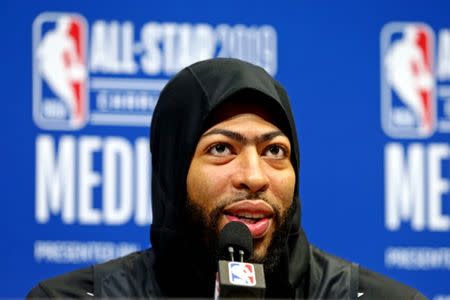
top-left (28, 58), bottom-right (426, 299)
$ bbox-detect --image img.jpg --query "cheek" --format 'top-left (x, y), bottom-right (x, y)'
top-left (269, 169), bottom-right (296, 211)
top-left (186, 162), bottom-right (231, 213)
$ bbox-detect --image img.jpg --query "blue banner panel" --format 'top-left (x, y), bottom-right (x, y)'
top-left (1, 1), bottom-right (449, 298)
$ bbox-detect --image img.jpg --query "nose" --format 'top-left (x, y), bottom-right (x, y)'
top-left (231, 148), bottom-right (269, 193)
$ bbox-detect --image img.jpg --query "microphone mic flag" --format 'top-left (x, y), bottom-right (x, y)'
top-left (214, 222), bottom-right (266, 299)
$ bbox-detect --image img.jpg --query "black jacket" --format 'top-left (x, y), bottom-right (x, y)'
top-left (28, 58), bottom-right (426, 299)
top-left (27, 246), bottom-right (425, 299)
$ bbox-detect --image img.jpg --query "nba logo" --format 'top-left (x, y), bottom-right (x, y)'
top-left (33, 13), bottom-right (88, 130)
top-left (228, 262), bottom-right (256, 286)
top-left (381, 22), bottom-right (436, 138)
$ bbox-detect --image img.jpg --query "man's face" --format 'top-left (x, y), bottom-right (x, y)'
top-left (186, 104), bottom-right (296, 261)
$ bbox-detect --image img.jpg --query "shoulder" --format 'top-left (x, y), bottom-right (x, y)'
top-left (92, 248), bottom-right (159, 297)
top-left (309, 245), bottom-right (426, 300)
top-left (358, 267), bottom-right (427, 300)
top-left (26, 266), bottom-right (93, 298)
top-left (26, 249), bottom-right (156, 299)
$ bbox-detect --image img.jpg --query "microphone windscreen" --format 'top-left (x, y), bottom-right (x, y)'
top-left (218, 221), bottom-right (253, 260)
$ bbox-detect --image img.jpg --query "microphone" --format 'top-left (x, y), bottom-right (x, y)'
top-left (214, 222), bottom-right (266, 299)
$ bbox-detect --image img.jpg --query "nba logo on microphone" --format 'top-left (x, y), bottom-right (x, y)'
top-left (33, 13), bottom-right (88, 130)
top-left (228, 262), bottom-right (256, 286)
top-left (381, 22), bottom-right (436, 138)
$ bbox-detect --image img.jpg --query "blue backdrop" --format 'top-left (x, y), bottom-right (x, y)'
top-left (2, 1), bottom-right (449, 298)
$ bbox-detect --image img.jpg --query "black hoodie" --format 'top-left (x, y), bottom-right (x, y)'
top-left (149, 58), bottom-right (309, 298)
top-left (27, 58), bottom-right (426, 299)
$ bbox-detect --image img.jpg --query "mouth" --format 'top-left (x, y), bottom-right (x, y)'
top-left (223, 200), bottom-right (274, 239)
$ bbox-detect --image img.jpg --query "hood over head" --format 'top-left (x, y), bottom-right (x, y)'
top-left (150, 58), bottom-right (309, 297)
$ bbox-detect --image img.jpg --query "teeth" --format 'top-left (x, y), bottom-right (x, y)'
top-left (235, 213), bottom-right (264, 219)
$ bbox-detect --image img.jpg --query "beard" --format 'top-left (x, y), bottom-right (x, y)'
top-left (184, 192), bottom-right (295, 274)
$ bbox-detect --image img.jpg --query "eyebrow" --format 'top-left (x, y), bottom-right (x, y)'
top-left (201, 128), bottom-right (286, 144)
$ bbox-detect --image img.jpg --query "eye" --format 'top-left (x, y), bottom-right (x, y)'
top-left (264, 144), bottom-right (287, 159)
top-left (207, 143), bottom-right (232, 156)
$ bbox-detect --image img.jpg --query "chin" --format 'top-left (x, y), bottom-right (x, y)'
top-left (252, 234), bottom-right (273, 262)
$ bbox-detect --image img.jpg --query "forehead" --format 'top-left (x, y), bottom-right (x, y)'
top-left (205, 114), bottom-right (283, 138)
top-left (204, 97), bottom-right (283, 134)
